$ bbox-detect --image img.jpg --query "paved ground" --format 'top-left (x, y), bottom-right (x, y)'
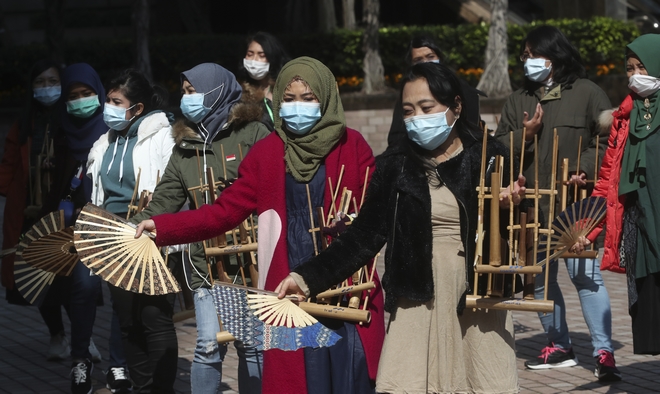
top-left (1, 248), bottom-right (660, 393)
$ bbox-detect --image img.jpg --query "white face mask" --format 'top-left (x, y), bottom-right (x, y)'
top-left (524, 58), bottom-right (552, 82)
top-left (628, 74), bottom-right (660, 98)
top-left (243, 59), bottom-right (270, 81)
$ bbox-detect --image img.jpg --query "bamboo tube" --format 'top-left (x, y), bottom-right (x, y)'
top-left (326, 165), bottom-right (345, 225)
top-left (306, 184), bottom-right (319, 256)
top-left (474, 265), bottom-right (543, 274)
top-left (316, 282), bottom-right (376, 299)
top-left (465, 296), bottom-right (554, 313)
top-left (489, 169), bottom-right (501, 267)
top-left (220, 144), bottom-right (227, 180)
top-left (509, 132), bottom-right (515, 268)
top-left (561, 158), bottom-right (569, 211)
top-left (360, 166), bottom-right (370, 208)
top-left (126, 168), bottom-right (142, 219)
top-left (473, 124), bottom-right (489, 295)
top-left (574, 136), bottom-right (582, 202)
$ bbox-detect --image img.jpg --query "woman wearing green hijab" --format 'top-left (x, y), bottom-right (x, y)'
top-left (135, 57), bottom-right (385, 393)
top-left (578, 34), bottom-right (660, 355)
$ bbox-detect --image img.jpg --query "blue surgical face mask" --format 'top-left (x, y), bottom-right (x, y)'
top-left (103, 103), bottom-right (136, 130)
top-left (524, 58), bottom-right (552, 82)
top-left (34, 86), bottom-right (61, 106)
top-left (404, 108), bottom-right (457, 151)
top-left (279, 102), bottom-right (322, 135)
top-left (66, 96), bottom-right (100, 118)
top-left (180, 84), bottom-right (224, 124)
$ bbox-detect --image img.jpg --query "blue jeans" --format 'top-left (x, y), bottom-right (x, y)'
top-left (70, 261), bottom-right (102, 360)
top-left (191, 287), bottom-right (263, 393)
top-left (534, 258), bottom-right (614, 357)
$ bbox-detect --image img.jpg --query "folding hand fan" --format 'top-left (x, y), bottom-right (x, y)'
top-left (537, 196), bottom-right (606, 266)
top-left (14, 210), bottom-right (78, 305)
top-left (211, 283), bottom-right (341, 351)
top-left (73, 203), bottom-right (180, 295)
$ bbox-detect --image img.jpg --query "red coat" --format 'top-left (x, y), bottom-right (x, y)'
top-left (0, 121), bottom-right (31, 288)
top-left (153, 128), bottom-right (385, 394)
top-left (588, 95), bottom-right (633, 273)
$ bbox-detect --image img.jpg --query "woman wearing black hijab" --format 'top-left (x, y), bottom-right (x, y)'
top-left (42, 62), bottom-right (108, 394)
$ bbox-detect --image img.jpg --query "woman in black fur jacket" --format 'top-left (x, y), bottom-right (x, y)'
top-left (276, 63), bottom-right (525, 393)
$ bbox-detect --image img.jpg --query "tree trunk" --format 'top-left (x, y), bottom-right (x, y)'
top-left (43, 0), bottom-right (65, 66)
top-left (318, 0), bottom-right (337, 32)
top-left (342, 0), bottom-right (356, 29)
top-left (133, 0), bottom-right (153, 81)
top-left (361, 0), bottom-right (385, 94)
top-left (476, 0), bottom-right (512, 99)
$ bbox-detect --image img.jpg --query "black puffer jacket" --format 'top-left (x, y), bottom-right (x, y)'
top-left (296, 130), bottom-right (516, 313)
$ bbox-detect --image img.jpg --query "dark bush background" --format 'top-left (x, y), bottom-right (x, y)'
top-left (0, 16), bottom-right (639, 108)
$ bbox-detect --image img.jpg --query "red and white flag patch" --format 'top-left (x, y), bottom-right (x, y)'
top-left (226, 154), bottom-right (236, 162)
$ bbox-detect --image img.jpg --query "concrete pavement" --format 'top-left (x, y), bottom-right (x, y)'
top-left (1, 252), bottom-right (660, 393)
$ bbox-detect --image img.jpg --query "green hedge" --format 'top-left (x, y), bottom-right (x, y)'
top-left (0, 17), bottom-right (639, 107)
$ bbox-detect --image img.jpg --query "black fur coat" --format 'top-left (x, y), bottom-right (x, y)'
top-left (296, 130), bottom-right (516, 313)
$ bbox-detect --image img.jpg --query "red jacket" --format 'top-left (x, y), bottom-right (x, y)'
top-left (153, 128), bottom-right (385, 394)
top-left (0, 121), bottom-right (31, 288)
top-left (588, 95), bottom-right (633, 273)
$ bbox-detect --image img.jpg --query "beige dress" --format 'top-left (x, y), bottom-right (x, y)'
top-left (376, 181), bottom-right (518, 394)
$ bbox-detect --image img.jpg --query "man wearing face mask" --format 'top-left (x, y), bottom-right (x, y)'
top-left (387, 35), bottom-right (485, 147)
top-left (130, 63), bottom-right (270, 394)
top-left (495, 26), bottom-right (620, 381)
top-left (572, 34), bottom-right (660, 358)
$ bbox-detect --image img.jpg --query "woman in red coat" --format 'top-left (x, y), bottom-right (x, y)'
top-left (136, 57), bottom-right (385, 394)
top-left (574, 34), bottom-right (660, 355)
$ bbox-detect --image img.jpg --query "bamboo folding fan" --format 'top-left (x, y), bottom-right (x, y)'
top-left (537, 196), bottom-right (607, 266)
top-left (211, 283), bottom-right (341, 351)
top-left (14, 210), bottom-right (78, 305)
top-left (73, 203), bottom-right (180, 295)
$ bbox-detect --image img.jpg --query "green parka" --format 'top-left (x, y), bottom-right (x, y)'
top-left (132, 102), bottom-right (270, 288)
top-left (495, 78), bottom-right (611, 222)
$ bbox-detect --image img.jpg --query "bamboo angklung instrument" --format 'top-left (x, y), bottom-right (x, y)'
top-left (467, 126), bottom-right (553, 313)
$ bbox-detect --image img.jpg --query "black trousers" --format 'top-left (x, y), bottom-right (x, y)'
top-left (108, 284), bottom-right (178, 393)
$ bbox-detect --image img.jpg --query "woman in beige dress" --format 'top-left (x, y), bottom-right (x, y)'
top-left (276, 62), bottom-right (524, 393)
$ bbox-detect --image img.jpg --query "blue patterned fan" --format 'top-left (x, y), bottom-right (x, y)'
top-left (537, 196), bottom-right (606, 266)
top-left (211, 283), bottom-right (341, 351)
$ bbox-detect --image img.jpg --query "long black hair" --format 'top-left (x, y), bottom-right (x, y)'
top-left (405, 35), bottom-right (446, 65)
top-left (238, 31), bottom-right (291, 83)
top-left (521, 25), bottom-right (586, 90)
top-left (105, 69), bottom-right (167, 116)
top-left (19, 59), bottom-right (63, 144)
top-left (399, 62), bottom-right (482, 175)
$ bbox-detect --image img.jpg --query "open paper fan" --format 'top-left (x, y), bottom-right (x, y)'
top-left (211, 283), bottom-right (341, 351)
top-left (14, 211), bottom-right (78, 305)
top-left (74, 203), bottom-right (180, 295)
top-left (537, 196), bottom-right (606, 266)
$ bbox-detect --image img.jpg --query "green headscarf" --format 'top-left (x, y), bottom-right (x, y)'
top-left (619, 34), bottom-right (660, 195)
top-left (273, 57), bottom-right (346, 183)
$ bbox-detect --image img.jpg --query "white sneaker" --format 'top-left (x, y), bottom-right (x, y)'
top-left (47, 331), bottom-right (70, 361)
top-left (88, 337), bottom-right (102, 363)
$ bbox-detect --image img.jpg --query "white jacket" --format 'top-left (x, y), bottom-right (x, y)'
top-left (87, 111), bottom-right (175, 207)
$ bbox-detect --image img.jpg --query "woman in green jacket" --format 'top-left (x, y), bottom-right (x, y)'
top-left (131, 63), bottom-right (270, 394)
top-left (495, 25), bottom-right (619, 381)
